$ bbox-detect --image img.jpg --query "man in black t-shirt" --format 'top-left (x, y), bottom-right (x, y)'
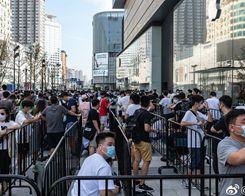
top-left (208, 95), bottom-right (232, 174)
top-left (133, 96), bottom-right (154, 192)
top-left (86, 99), bottom-right (101, 155)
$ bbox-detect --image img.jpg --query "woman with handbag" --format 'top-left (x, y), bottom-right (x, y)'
top-left (83, 99), bottom-right (101, 155)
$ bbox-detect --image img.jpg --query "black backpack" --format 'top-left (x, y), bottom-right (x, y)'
top-left (125, 109), bottom-right (145, 143)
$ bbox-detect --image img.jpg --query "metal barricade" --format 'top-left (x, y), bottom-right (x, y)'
top-left (109, 109), bottom-right (131, 195)
top-left (158, 120), bottom-right (205, 187)
top-left (42, 121), bottom-right (81, 196)
top-left (48, 174), bottom-right (245, 196)
top-left (0, 174), bottom-right (41, 196)
top-left (0, 120), bottom-right (45, 193)
top-left (150, 113), bottom-right (167, 157)
top-left (200, 134), bottom-right (222, 195)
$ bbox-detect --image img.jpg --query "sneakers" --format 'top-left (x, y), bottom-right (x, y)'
top-left (138, 184), bottom-right (154, 192)
top-left (181, 179), bottom-right (196, 189)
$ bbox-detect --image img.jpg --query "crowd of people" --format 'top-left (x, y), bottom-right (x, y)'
top-left (0, 84), bottom-right (244, 195)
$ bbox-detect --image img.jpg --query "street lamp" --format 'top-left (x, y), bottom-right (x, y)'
top-left (41, 59), bottom-right (46, 92)
top-left (56, 63), bottom-right (61, 89)
top-left (13, 45), bottom-right (20, 91)
top-left (191, 64), bottom-right (198, 87)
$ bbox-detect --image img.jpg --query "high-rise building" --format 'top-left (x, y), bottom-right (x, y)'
top-left (45, 15), bottom-right (62, 66)
top-left (92, 11), bottom-right (124, 90)
top-left (174, 0), bottom-right (206, 46)
top-left (45, 14), bottom-right (62, 89)
top-left (0, 0), bottom-right (12, 40)
top-left (11, 0), bottom-right (45, 48)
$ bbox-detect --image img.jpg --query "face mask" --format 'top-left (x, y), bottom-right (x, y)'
top-left (0, 114), bottom-right (6, 121)
top-left (28, 109), bottom-right (32, 114)
top-left (236, 125), bottom-right (245, 137)
top-left (103, 145), bottom-right (116, 158)
top-left (173, 99), bottom-right (178, 104)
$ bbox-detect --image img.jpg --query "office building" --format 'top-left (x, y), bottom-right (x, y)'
top-left (114, 0), bottom-right (245, 97)
top-left (11, 0), bottom-right (45, 48)
top-left (92, 11), bottom-right (124, 90)
top-left (0, 0), bottom-right (12, 40)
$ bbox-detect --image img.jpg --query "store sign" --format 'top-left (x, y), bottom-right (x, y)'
top-left (93, 53), bottom-right (108, 76)
top-left (208, 0), bottom-right (221, 21)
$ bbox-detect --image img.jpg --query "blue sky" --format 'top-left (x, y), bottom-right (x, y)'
top-left (45, 0), bottom-right (114, 79)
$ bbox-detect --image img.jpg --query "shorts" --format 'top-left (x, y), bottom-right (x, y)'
top-left (0, 150), bottom-right (11, 176)
top-left (89, 133), bottom-right (97, 148)
top-left (133, 141), bottom-right (152, 162)
top-left (189, 148), bottom-right (202, 170)
top-left (100, 116), bottom-right (108, 125)
top-left (47, 132), bottom-right (64, 149)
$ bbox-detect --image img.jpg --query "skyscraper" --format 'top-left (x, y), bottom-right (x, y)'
top-left (45, 14), bottom-right (62, 89)
top-left (174, 0), bottom-right (206, 46)
top-left (45, 15), bottom-right (62, 66)
top-left (92, 11), bottom-right (124, 90)
top-left (0, 0), bottom-right (12, 40)
top-left (11, 0), bottom-right (45, 47)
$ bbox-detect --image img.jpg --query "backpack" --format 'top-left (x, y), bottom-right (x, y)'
top-left (125, 109), bottom-right (145, 143)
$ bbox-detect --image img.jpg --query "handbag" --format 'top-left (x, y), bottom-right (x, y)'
top-left (83, 126), bottom-right (96, 141)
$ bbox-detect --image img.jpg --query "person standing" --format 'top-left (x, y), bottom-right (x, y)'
top-left (99, 92), bottom-right (110, 131)
top-left (218, 109), bottom-right (245, 196)
top-left (61, 92), bottom-right (79, 155)
top-left (133, 96), bottom-right (154, 192)
top-left (42, 96), bottom-right (79, 154)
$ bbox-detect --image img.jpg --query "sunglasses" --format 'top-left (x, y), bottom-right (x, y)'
top-left (0, 113), bottom-right (6, 115)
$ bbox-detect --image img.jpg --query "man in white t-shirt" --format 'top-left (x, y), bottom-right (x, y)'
top-left (206, 91), bottom-right (221, 120)
top-left (159, 91), bottom-right (172, 116)
top-left (71, 132), bottom-right (119, 196)
top-left (118, 90), bottom-right (130, 121)
top-left (125, 93), bottom-right (141, 119)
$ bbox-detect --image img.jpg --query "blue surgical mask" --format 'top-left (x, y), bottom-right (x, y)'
top-left (105, 146), bottom-right (116, 158)
top-left (235, 125), bottom-right (245, 137)
top-left (239, 125), bottom-right (245, 137)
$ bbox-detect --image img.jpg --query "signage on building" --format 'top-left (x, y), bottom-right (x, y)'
top-left (93, 53), bottom-right (108, 76)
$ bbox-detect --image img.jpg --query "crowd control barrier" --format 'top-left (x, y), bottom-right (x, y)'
top-left (48, 174), bottom-right (245, 196)
top-left (42, 121), bottom-right (81, 196)
top-left (0, 174), bottom-right (41, 196)
top-left (109, 109), bottom-right (132, 196)
top-left (0, 120), bottom-right (46, 194)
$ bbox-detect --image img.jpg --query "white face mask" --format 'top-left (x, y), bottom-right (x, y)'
top-left (28, 109), bottom-right (32, 114)
top-left (0, 113), bottom-right (6, 121)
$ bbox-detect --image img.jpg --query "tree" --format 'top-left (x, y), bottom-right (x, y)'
top-left (0, 40), bottom-right (11, 85)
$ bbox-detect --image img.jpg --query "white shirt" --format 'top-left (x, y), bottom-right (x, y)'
top-left (71, 153), bottom-right (115, 196)
top-left (126, 104), bottom-right (141, 117)
top-left (206, 97), bottom-right (219, 109)
top-left (15, 111), bottom-right (33, 143)
top-left (118, 95), bottom-right (130, 115)
top-left (206, 97), bottom-right (221, 119)
top-left (181, 110), bottom-right (208, 148)
top-left (15, 111), bottom-right (33, 126)
top-left (159, 97), bottom-right (172, 114)
top-left (0, 121), bottom-right (18, 149)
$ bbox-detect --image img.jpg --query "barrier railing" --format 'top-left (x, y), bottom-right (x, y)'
top-left (109, 109), bottom-right (132, 195)
top-left (48, 174), bottom-right (245, 196)
top-left (42, 121), bottom-right (81, 196)
top-left (0, 120), bottom-right (46, 194)
top-left (0, 174), bottom-right (41, 196)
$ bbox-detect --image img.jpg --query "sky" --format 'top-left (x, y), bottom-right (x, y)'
top-left (45, 0), bottom-right (115, 79)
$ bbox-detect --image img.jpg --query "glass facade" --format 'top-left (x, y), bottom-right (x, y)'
top-left (173, 0), bottom-right (245, 98)
top-left (116, 28), bottom-right (153, 90)
top-left (92, 11), bottom-right (124, 89)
